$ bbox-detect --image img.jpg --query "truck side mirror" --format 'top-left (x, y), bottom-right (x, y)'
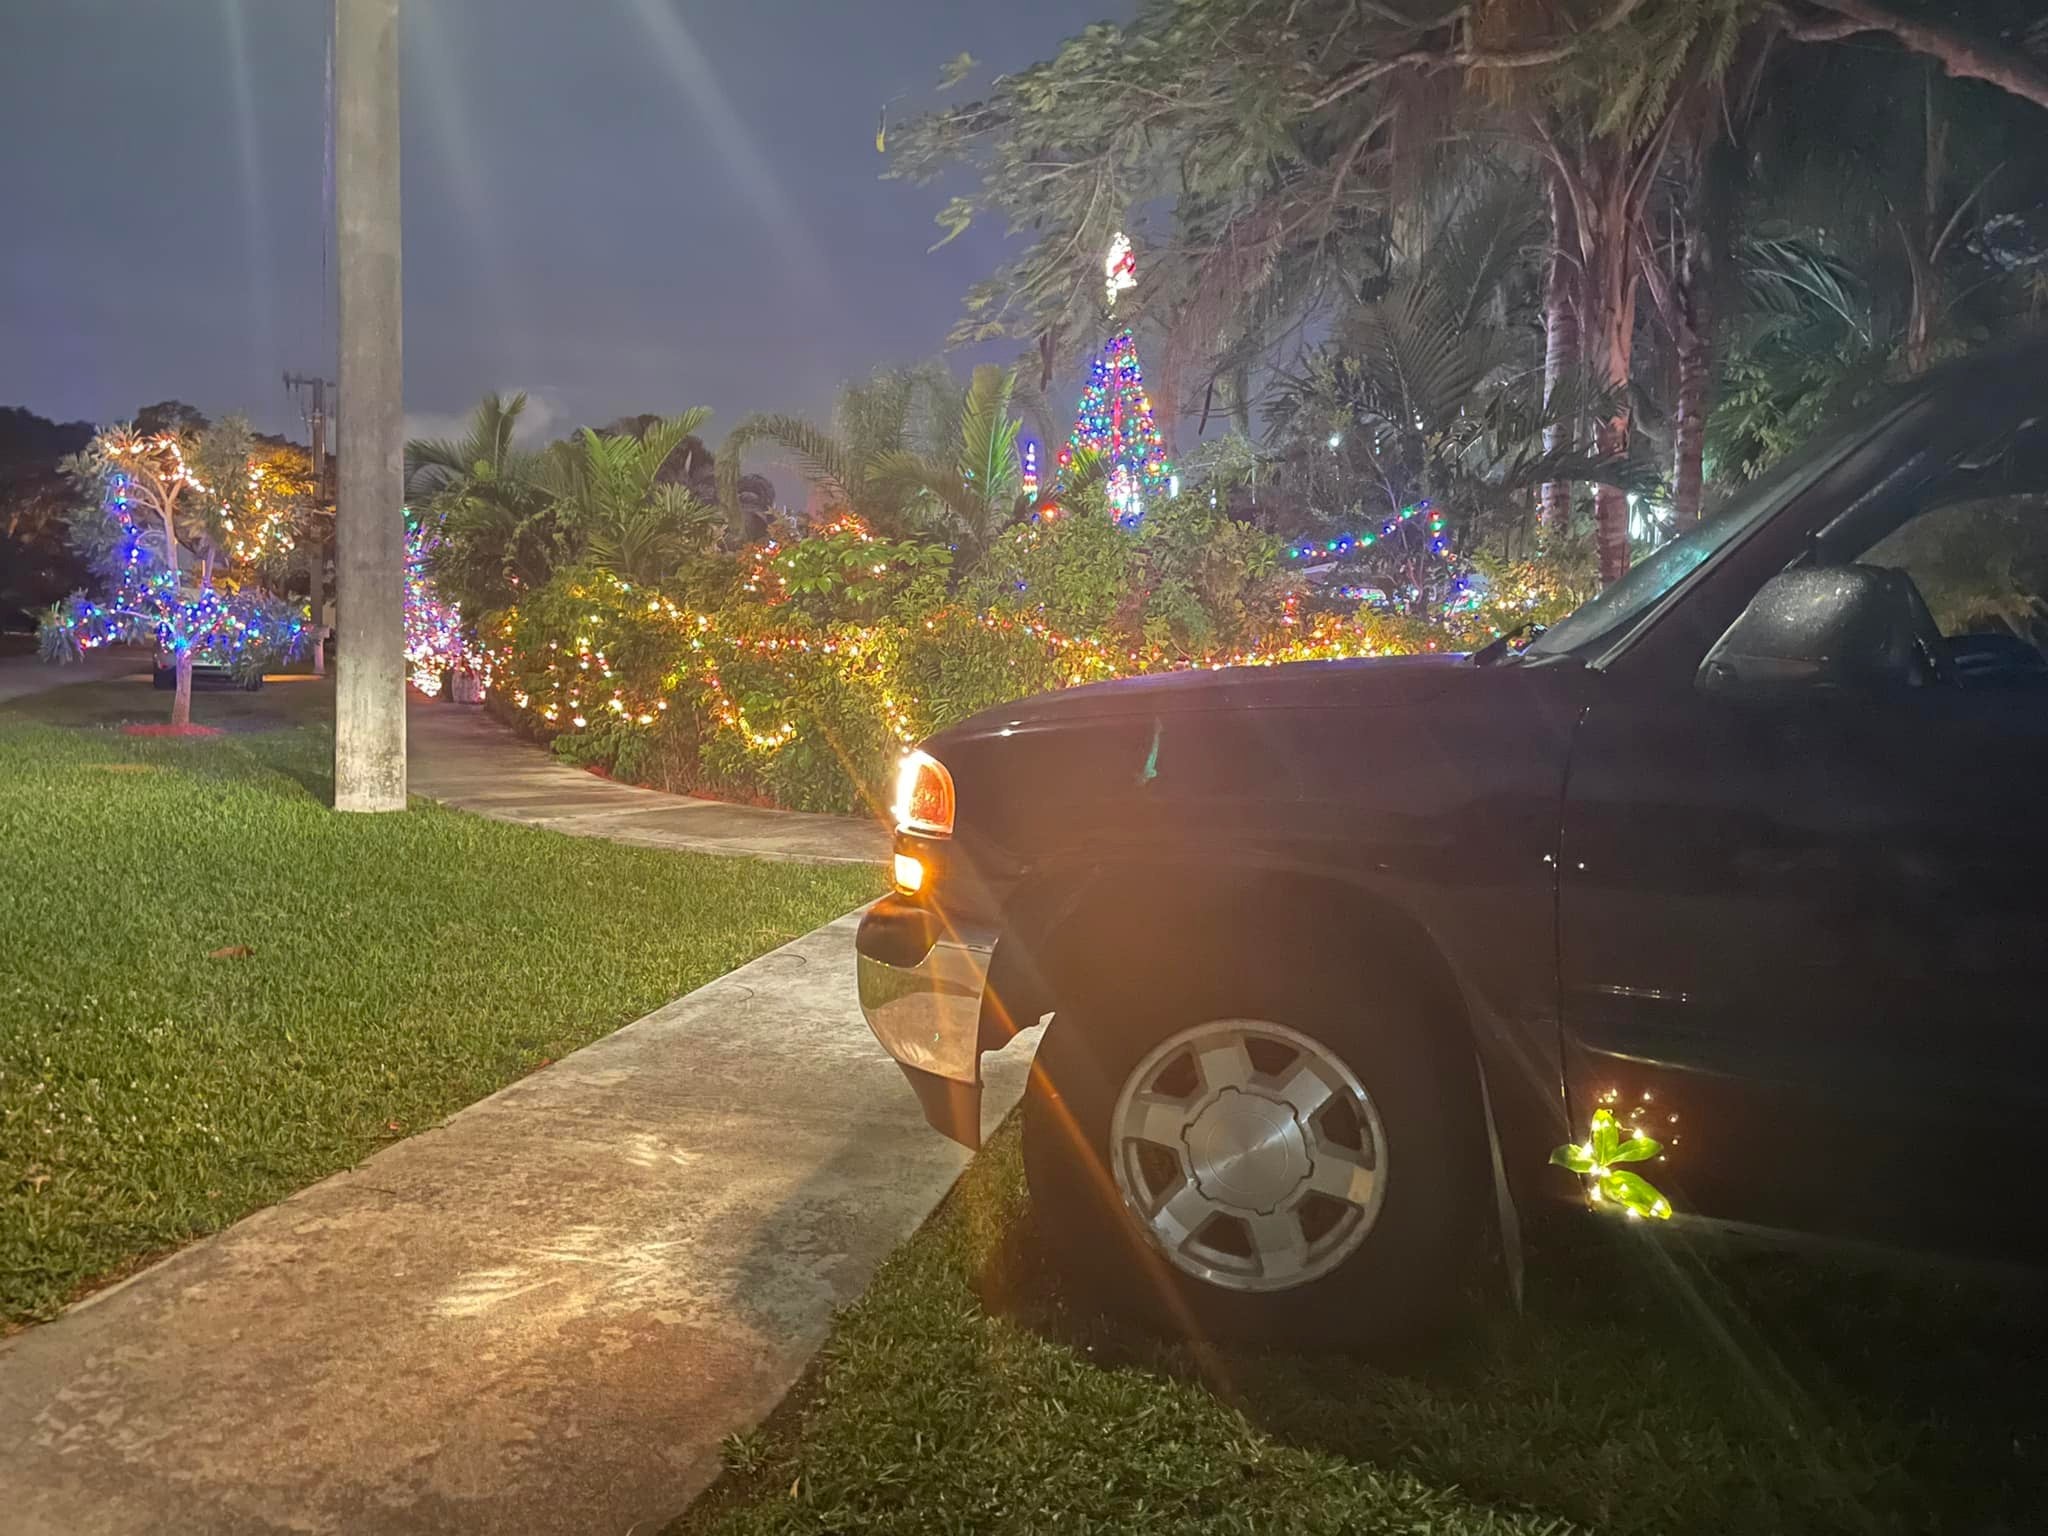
top-left (1696, 565), bottom-right (1941, 701)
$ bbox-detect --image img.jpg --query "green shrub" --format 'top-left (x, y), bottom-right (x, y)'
top-left (477, 515), bottom-right (1592, 814)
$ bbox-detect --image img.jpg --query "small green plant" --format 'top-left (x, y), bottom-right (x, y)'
top-left (770, 524), bottom-right (950, 618)
top-left (1551, 1106), bottom-right (1672, 1220)
top-left (720, 1428), bottom-right (772, 1476)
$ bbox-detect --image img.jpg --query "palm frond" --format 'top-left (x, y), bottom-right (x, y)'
top-left (631, 408), bottom-right (714, 489)
top-left (869, 450), bottom-right (987, 544)
top-left (1040, 443), bottom-right (1110, 517)
top-left (1336, 279), bottom-right (1499, 436)
top-left (1737, 234), bottom-right (1869, 340)
top-left (719, 414), bottom-right (857, 530)
top-left (835, 367), bottom-right (922, 465)
top-left (956, 364), bottom-right (1022, 513)
top-left (405, 391), bottom-right (529, 499)
top-left (909, 361), bottom-right (968, 464)
top-left (1007, 370), bottom-right (1065, 458)
top-left (1428, 174), bottom-right (1545, 332)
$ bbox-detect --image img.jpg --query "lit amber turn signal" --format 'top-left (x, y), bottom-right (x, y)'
top-left (892, 851), bottom-right (926, 894)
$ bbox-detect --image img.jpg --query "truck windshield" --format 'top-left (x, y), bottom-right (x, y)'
top-left (1518, 504), bottom-right (1762, 660)
top-left (1518, 402), bottom-right (1898, 662)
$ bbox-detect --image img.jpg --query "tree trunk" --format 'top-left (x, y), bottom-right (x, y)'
top-left (1796, 0), bottom-right (2048, 114)
top-left (1670, 129), bottom-right (1731, 528)
top-left (1540, 168), bottom-right (1581, 535)
top-left (1903, 245), bottom-right (1939, 376)
top-left (172, 648), bottom-right (193, 727)
top-left (1578, 147), bottom-right (1640, 585)
top-left (1903, 67), bottom-right (1946, 376)
top-left (1671, 218), bottom-right (1715, 526)
top-left (1671, 317), bottom-right (1711, 526)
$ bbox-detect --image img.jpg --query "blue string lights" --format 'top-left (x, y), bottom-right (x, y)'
top-left (1282, 499), bottom-right (1489, 617)
top-left (1283, 500), bottom-right (1452, 562)
top-left (404, 510), bottom-right (489, 696)
top-left (43, 432), bottom-right (306, 671)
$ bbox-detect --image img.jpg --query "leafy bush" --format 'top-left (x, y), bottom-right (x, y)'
top-left (965, 513), bottom-right (1137, 635)
top-left (964, 498), bottom-right (1286, 656)
top-left (476, 505), bottom-right (1592, 814)
top-left (753, 520), bottom-right (953, 623)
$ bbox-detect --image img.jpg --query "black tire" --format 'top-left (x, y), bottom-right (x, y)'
top-left (1021, 922), bottom-right (1488, 1351)
top-left (152, 667), bottom-right (174, 690)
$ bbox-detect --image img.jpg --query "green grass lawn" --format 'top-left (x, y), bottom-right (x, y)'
top-left (0, 675), bottom-right (882, 1325)
top-left (673, 1124), bottom-right (2048, 1536)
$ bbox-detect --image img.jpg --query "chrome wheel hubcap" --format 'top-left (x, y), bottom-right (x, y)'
top-left (1110, 1019), bottom-right (1387, 1293)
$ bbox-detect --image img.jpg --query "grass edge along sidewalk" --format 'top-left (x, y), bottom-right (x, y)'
top-left (0, 678), bottom-right (883, 1325)
top-left (669, 1126), bottom-right (2048, 1535)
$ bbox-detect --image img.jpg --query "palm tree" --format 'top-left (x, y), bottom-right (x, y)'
top-left (542, 410), bottom-right (720, 585)
top-left (714, 363), bottom-right (952, 543)
top-left (407, 398), bottom-right (722, 599)
top-left (1262, 182), bottom-right (1658, 608)
top-left (404, 392), bottom-right (528, 501)
top-left (405, 394), bottom-right (562, 616)
top-left (720, 364), bottom-right (1062, 561)
top-left (871, 364), bottom-right (1032, 559)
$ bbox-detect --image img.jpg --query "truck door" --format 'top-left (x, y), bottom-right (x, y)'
top-left (1558, 414), bottom-right (2048, 1261)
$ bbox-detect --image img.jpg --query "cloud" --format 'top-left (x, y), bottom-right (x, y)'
top-left (403, 388), bottom-right (563, 449)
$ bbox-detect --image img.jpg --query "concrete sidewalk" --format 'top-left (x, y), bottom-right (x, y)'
top-left (408, 701), bottom-right (890, 865)
top-left (0, 913), bottom-right (1035, 1535)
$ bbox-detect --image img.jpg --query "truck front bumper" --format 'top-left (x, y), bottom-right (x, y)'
top-left (856, 896), bottom-right (996, 1148)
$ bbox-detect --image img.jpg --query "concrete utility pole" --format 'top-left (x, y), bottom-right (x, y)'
top-left (283, 372), bottom-right (334, 676)
top-left (333, 0), bottom-right (406, 811)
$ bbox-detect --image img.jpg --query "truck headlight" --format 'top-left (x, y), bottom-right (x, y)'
top-left (891, 750), bottom-right (955, 838)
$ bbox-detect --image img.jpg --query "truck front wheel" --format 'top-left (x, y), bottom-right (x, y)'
top-left (1021, 940), bottom-right (1487, 1350)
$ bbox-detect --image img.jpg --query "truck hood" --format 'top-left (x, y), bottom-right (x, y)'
top-left (938, 653), bottom-right (1469, 744)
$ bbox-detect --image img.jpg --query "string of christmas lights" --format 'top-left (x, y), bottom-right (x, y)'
top-left (1057, 329), bottom-right (1173, 522)
top-left (1283, 500), bottom-right (1453, 562)
top-left (404, 513), bottom-right (491, 697)
top-left (480, 564), bottom-right (1463, 767)
top-left (222, 458), bottom-right (300, 565)
top-left (740, 511), bottom-right (877, 602)
top-left (46, 439), bottom-right (306, 667)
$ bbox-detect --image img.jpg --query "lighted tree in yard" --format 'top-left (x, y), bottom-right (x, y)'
top-left (1056, 235), bottom-right (1174, 523)
top-left (402, 509), bottom-right (486, 698)
top-left (39, 422), bottom-right (307, 726)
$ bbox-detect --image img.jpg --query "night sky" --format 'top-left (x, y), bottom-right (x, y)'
top-left (1, 0), bottom-right (1124, 449)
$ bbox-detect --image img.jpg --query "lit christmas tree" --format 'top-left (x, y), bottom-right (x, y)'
top-left (403, 510), bottom-right (486, 699)
top-left (1056, 233), bottom-right (1173, 522)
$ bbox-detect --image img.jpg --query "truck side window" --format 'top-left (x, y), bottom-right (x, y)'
top-left (1855, 490), bottom-right (2048, 687)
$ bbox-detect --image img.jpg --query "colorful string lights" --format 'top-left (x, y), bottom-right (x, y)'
top-left (1283, 500), bottom-right (1453, 562)
top-left (477, 560), bottom-right (1461, 770)
top-left (1057, 329), bottom-right (1173, 523)
top-left (222, 457), bottom-right (301, 565)
top-left (46, 444), bottom-right (306, 671)
top-left (403, 512), bottom-right (490, 697)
